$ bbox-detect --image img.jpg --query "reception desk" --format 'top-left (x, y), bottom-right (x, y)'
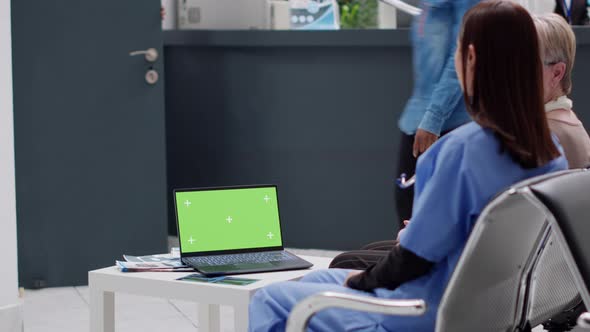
top-left (164, 28), bottom-right (590, 250)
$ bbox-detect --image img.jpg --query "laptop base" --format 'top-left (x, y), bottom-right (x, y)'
top-left (183, 250), bottom-right (313, 277)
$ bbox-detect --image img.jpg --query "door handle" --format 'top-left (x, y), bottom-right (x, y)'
top-left (129, 48), bottom-right (159, 62)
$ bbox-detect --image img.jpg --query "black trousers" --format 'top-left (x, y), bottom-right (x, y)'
top-left (394, 133), bottom-right (417, 228)
top-left (329, 240), bottom-right (397, 269)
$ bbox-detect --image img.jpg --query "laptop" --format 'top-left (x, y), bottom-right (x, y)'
top-left (174, 185), bottom-right (313, 276)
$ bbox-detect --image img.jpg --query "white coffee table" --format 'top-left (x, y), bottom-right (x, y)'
top-left (89, 255), bottom-right (333, 332)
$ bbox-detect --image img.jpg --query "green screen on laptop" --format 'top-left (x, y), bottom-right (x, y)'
top-left (175, 186), bottom-right (283, 254)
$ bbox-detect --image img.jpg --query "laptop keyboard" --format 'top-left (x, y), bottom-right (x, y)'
top-left (184, 251), bottom-right (295, 267)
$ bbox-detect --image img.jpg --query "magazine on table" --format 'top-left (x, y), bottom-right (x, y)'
top-left (123, 253), bottom-right (182, 265)
top-left (116, 252), bottom-right (195, 272)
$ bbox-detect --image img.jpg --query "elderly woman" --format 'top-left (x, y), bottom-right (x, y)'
top-left (535, 13), bottom-right (590, 168)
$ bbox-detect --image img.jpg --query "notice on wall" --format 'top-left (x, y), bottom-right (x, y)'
top-left (290, 0), bottom-right (340, 30)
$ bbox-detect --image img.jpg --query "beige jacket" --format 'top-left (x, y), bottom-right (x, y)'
top-left (545, 96), bottom-right (590, 169)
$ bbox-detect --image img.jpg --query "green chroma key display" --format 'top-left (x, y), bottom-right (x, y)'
top-left (175, 187), bottom-right (283, 253)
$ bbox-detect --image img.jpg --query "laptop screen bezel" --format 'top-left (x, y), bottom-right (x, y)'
top-left (173, 184), bottom-right (285, 257)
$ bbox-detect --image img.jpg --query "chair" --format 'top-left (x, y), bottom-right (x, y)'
top-left (527, 168), bottom-right (590, 330)
top-left (524, 231), bottom-right (582, 331)
top-left (286, 170), bottom-right (582, 332)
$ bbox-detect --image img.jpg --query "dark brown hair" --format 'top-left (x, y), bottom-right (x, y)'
top-left (459, 0), bottom-right (560, 168)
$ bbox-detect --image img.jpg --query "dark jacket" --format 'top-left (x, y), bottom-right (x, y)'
top-left (555, 0), bottom-right (589, 25)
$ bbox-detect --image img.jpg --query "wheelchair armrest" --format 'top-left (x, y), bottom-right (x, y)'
top-left (285, 291), bottom-right (426, 332)
top-left (578, 312), bottom-right (590, 329)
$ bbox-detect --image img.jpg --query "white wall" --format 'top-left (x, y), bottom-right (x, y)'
top-left (513, 0), bottom-right (555, 14)
top-left (161, 0), bottom-right (178, 30)
top-left (0, 0), bottom-right (22, 329)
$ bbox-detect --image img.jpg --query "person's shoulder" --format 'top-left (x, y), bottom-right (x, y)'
top-left (545, 152), bottom-right (569, 173)
top-left (442, 122), bottom-right (486, 145)
top-left (546, 109), bottom-right (583, 127)
top-left (434, 122), bottom-right (501, 167)
top-left (422, 123), bottom-right (481, 163)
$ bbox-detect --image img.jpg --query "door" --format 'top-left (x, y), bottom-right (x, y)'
top-left (12, 0), bottom-right (168, 287)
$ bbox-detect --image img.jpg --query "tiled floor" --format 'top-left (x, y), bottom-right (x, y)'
top-left (23, 285), bottom-right (219, 332)
top-left (21, 243), bottom-right (579, 332)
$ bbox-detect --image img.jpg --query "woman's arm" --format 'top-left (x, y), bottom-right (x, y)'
top-left (346, 243), bottom-right (434, 291)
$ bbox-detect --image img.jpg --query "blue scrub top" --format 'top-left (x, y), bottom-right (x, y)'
top-left (381, 122), bottom-right (568, 331)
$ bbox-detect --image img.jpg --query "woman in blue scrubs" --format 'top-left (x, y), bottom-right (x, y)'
top-left (248, 1), bottom-right (568, 331)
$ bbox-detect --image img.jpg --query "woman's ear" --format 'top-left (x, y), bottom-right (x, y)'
top-left (551, 62), bottom-right (566, 88)
top-left (465, 44), bottom-right (476, 98)
top-left (467, 44), bottom-right (476, 72)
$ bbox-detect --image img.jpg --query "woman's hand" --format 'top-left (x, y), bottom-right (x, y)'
top-left (161, 6), bottom-right (166, 20)
top-left (343, 270), bottom-right (363, 287)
